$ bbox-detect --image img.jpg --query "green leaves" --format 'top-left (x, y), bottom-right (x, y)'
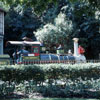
top-left (1, 0), bottom-right (57, 14)
top-left (1, 0), bottom-right (100, 59)
top-left (0, 63), bottom-right (100, 97)
top-left (35, 12), bottom-right (73, 52)
top-left (0, 63), bottom-right (100, 83)
top-left (4, 5), bottom-right (42, 56)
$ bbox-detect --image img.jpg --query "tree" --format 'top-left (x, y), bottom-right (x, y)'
top-left (20, 7), bottom-right (42, 39)
top-left (4, 4), bottom-right (22, 41)
top-left (1, 0), bottom-right (57, 14)
top-left (0, 1), bottom-right (9, 10)
top-left (4, 4), bottom-right (42, 55)
top-left (41, 4), bottom-right (58, 24)
top-left (4, 4), bottom-right (42, 41)
top-left (3, 0), bottom-right (100, 59)
top-left (35, 12), bottom-right (73, 52)
top-left (36, 0), bottom-right (100, 58)
top-left (71, 1), bottom-right (100, 59)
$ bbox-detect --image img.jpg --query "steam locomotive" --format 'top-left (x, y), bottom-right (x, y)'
top-left (7, 40), bottom-right (75, 64)
top-left (6, 38), bottom-right (86, 64)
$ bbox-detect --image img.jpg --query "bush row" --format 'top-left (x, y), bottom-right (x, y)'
top-left (1, 78), bottom-right (100, 98)
top-left (0, 63), bottom-right (100, 83)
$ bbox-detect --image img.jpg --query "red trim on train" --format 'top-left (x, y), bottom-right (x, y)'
top-left (31, 46), bottom-right (40, 56)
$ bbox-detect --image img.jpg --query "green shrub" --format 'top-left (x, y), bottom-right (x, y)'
top-left (0, 63), bottom-right (100, 97)
top-left (0, 63), bottom-right (100, 83)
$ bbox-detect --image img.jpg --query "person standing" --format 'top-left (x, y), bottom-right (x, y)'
top-left (78, 45), bottom-right (85, 55)
top-left (17, 47), bottom-right (29, 63)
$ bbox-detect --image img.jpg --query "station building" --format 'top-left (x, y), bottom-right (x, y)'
top-left (0, 8), bottom-right (5, 54)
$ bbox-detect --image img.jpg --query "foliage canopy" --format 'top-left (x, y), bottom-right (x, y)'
top-left (0, 0), bottom-right (100, 59)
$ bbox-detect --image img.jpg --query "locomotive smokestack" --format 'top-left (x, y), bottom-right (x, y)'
top-left (73, 38), bottom-right (79, 57)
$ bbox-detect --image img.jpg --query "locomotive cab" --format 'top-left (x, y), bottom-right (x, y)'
top-left (8, 41), bottom-right (41, 63)
top-left (22, 44), bottom-right (40, 62)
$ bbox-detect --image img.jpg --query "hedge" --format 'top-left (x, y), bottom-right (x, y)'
top-left (0, 63), bottom-right (100, 83)
top-left (0, 63), bottom-right (100, 98)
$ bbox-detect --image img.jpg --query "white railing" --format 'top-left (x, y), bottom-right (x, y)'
top-left (9, 59), bottom-right (100, 65)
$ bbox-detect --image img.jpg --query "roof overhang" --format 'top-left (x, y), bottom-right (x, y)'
top-left (8, 41), bottom-right (42, 45)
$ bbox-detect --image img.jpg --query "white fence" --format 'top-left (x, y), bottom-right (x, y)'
top-left (10, 60), bottom-right (100, 65)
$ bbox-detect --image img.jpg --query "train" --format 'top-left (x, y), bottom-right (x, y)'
top-left (7, 40), bottom-right (75, 64)
top-left (0, 38), bottom-right (86, 65)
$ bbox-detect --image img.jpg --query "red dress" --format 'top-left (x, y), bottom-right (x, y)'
top-left (78, 46), bottom-right (85, 54)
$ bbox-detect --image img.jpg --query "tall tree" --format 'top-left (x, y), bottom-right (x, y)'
top-left (35, 12), bottom-right (73, 52)
top-left (4, 4), bottom-right (42, 55)
top-left (4, 4), bottom-right (42, 41)
top-left (2, 0), bottom-right (100, 59)
top-left (70, 0), bottom-right (100, 59)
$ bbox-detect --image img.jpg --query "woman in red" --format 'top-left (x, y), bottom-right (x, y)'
top-left (78, 45), bottom-right (85, 54)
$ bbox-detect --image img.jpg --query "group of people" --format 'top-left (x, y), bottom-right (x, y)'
top-left (13, 47), bottom-right (29, 63)
top-left (12, 45), bottom-right (85, 63)
top-left (57, 44), bottom-right (85, 56)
